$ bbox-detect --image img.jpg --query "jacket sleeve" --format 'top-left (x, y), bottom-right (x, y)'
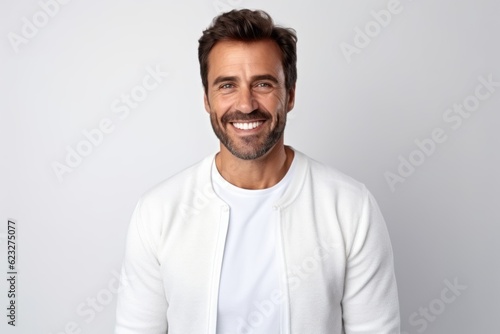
top-left (341, 187), bottom-right (400, 333)
top-left (115, 199), bottom-right (168, 334)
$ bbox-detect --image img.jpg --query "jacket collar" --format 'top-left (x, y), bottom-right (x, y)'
top-left (199, 146), bottom-right (309, 209)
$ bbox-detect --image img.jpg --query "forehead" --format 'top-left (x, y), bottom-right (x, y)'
top-left (207, 39), bottom-right (284, 79)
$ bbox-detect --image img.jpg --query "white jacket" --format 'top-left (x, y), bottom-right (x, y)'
top-left (115, 148), bottom-right (400, 333)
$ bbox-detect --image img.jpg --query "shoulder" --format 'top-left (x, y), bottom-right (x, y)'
top-left (295, 149), bottom-right (368, 199)
top-left (139, 153), bottom-right (215, 204)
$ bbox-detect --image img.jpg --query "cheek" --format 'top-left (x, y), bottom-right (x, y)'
top-left (210, 96), bottom-right (233, 114)
top-left (264, 91), bottom-right (287, 108)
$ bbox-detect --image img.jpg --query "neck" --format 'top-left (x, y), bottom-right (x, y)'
top-left (215, 141), bottom-right (294, 190)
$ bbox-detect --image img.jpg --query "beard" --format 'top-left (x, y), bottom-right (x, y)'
top-left (209, 108), bottom-right (287, 160)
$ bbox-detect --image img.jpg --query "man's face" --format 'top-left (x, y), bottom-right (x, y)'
top-left (204, 39), bottom-right (295, 160)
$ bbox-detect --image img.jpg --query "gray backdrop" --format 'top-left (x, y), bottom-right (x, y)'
top-left (1, 0), bottom-right (498, 333)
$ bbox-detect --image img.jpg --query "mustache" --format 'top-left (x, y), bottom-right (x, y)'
top-left (221, 109), bottom-right (271, 123)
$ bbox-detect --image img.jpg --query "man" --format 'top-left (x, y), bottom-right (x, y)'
top-left (115, 9), bottom-right (400, 334)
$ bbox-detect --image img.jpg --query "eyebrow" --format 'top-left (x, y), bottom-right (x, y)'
top-left (211, 74), bottom-right (280, 87)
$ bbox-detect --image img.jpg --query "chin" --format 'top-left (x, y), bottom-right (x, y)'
top-left (225, 140), bottom-right (278, 160)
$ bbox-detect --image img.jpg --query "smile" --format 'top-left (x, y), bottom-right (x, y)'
top-left (231, 121), bottom-right (264, 130)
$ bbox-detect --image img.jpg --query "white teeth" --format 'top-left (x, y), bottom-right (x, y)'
top-left (232, 121), bottom-right (263, 130)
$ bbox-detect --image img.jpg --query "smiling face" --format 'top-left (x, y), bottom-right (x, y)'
top-left (204, 39), bottom-right (295, 160)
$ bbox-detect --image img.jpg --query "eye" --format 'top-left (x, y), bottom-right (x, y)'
top-left (254, 82), bottom-right (274, 91)
top-left (219, 83), bottom-right (234, 90)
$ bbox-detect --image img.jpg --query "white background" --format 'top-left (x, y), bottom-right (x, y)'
top-left (1, 0), bottom-right (499, 333)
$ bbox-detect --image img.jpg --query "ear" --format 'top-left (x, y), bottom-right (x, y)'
top-left (286, 85), bottom-right (296, 112)
top-left (203, 91), bottom-right (211, 113)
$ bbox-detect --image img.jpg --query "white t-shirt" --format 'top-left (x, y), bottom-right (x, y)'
top-left (212, 158), bottom-right (295, 334)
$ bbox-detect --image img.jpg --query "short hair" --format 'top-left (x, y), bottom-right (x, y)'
top-left (198, 9), bottom-right (297, 94)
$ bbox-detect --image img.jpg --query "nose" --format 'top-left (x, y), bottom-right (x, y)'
top-left (235, 87), bottom-right (258, 113)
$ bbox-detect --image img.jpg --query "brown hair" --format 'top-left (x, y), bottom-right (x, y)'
top-left (198, 9), bottom-right (297, 94)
